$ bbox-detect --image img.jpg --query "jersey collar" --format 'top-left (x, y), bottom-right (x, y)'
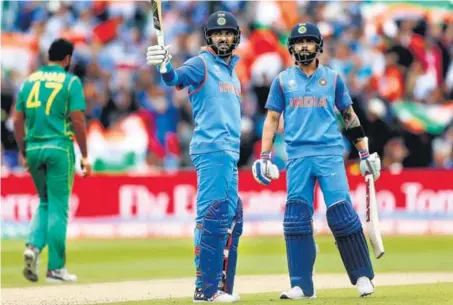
top-left (294, 60), bottom-right (322, 78)
top-left (201, 48), bottom-right (240, 70)
top-left (44, 64), bottom-right (65, 71)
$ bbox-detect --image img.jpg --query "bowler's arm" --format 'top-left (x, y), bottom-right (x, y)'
top-left (13, 89), bottom-right (26, 157)
top-left (13, 110), bottom-right (26, 157)
top-left (68, 77), bottom-right (88, 160)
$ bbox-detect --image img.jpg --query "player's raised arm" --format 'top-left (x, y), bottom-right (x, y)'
top-left (146, 46), bottom-right (205, 90)
top-left (149, 11), bottom-right (243, 302)
top-left (68, 76), bottom-right (91, 176)
top-left (335, 75), bottom-right (381, 181)
top-left (252, 76), bottom-right (283, 185)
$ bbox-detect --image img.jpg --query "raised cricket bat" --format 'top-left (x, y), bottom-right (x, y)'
top-left (365, 174), bottom-right (385, 259)
top-left (151, 0), bottom-right (167, 73)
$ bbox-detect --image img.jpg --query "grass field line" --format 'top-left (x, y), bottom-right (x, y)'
top-left (2, 272), bottom-right (453, 305)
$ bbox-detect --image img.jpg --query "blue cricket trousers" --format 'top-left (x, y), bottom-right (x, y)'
top-left (191, 150), bottom-right (239, 288)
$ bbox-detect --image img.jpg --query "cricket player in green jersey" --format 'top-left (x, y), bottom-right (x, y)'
top-left (13, 38), bottom-right (91, 283)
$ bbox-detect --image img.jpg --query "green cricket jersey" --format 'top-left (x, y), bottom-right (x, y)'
top-left (15, 65), bottom-right (86, 142)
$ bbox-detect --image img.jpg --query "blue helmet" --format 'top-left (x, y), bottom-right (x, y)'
top-left (204, 11), bottom-right (241, 57)
top-left (287, 22), bottom-right (323, 65)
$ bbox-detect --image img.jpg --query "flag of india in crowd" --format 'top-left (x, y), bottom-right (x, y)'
top-left (392, 101), bottom-right (453, 135)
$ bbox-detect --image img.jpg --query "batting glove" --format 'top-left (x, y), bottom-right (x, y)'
top-left (252, 152), bottom-right (280, 185)
top-left (359, 151), bottom-right (381, 181)
top-left (146, 45), bottom-right (172, 68)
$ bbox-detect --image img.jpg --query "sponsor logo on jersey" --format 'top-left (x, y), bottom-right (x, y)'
top-left (219, 81), bottom-right (241, 96)
top-left (290, 96), bottom-right (327, 109)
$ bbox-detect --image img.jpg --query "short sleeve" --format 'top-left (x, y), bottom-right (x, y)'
top-left (334, 74), bottom-right (353, 111)
top-left (68, 76), bottom-right (86, 112)
top-left (265, 76), bottom-right (285, 113)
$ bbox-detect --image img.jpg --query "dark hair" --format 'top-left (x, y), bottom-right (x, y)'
top-left (48, 38), bottom-right (74, 61)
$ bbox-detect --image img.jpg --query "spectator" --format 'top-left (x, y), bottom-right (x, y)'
top-left (431, 137), bottom-right (452, 169)
top-left (382, 138), bottom-right (409, 173)
top-left (1, 1), bottom-right (452, 173)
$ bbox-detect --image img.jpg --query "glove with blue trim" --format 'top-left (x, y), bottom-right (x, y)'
top-left (146, 45), bottom-right (172, 68)
top-left (252, 152), bottom-right (280, 185)
top-left (359, 149), bottom-right (381, 181)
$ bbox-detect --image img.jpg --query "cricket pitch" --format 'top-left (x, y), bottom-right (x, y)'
top-left (3, 272), bottom-right (453, 305)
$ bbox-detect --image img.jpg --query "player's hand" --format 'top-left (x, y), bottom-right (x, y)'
top-left (146, 45), bottom-right (172, 68)
top-left (360, 152), bottom-right (381, 181)
top-left (252, 152), bottom-right (280, 185)
top-left (19, 154), bottom-right (29, 172)
top-left (80, 158), bottom-right (92, 177)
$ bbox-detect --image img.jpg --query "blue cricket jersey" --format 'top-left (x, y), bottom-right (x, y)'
top-left (265, 64), bottom-right (352, 159)
top-left (161, 49), bottom-right (241, 155)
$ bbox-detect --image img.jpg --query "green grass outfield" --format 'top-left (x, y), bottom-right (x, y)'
top-left (2, 235), bottom-right (453, 288)
top-left (99, 283), bottom-right (453, 305)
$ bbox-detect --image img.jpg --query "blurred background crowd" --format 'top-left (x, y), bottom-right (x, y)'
top-left (1, 0), bottom-right (452, 175)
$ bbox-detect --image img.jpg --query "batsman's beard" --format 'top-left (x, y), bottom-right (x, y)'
top-left (213, 42), bottom-right (235, 57)
top-left (294, 50), bottom-right (318, 65)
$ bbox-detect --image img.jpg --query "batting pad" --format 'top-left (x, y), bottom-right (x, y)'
top-left (283, 200), bottom-right (316, 297)
top-left (222, 199), bottom-right (243, 294)
top-left (327, 201), bottom-right (374, 285)
top-left (199, 199), bottom-right (229, 297)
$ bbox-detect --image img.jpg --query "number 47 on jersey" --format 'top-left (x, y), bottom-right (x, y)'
top-left (26, 81), bottom-right (63, 115)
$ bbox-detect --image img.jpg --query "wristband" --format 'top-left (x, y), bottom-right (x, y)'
top-left (260, 151), bottom-right (271, 160)
top-left (344, 126), bottom-right (366, 144)
top-left (359, 149), bottom-right (369, 160)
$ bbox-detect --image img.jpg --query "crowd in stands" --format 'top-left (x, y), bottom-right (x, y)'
top-left (1, 1), bottom-right (452, 174)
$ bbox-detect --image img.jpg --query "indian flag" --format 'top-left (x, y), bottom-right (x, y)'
top-left (391, 101), bottom-right (453, 135)
top-left (363, 1), bottom-right (453, 23)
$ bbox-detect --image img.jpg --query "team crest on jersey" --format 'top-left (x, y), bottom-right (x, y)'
top-left (319, 78), bottom-right (327, 86)
top-left (288, 79), bottom-right (297, 91)
top-left (217, 17), bottom-right (226, 26)
top-left (298, 25), bottom-right (307, 34)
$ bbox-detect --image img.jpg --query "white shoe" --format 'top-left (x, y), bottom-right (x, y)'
top-left (23, 247), bottom-right (39, 282)
top-left (46, 269), bottom-right (77, 283)
top-left (232, 292), bottom-right (240, 302)
top-left (357, 277), bottom-right (374, 297)
top-left (193, 290), bottom-right (238, 303)
top-left (280, 286), bottom-right (317, 299)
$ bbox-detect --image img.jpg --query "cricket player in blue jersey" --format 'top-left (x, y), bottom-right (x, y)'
top-left (252, 23), bottom-right (382, 299)
top-left (146, 11), bottom-right (242, 303)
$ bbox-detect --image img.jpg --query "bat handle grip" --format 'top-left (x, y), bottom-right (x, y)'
top-left (157, 35), bottom-right (167, 73)
top-left (159, 62), bottom-right (167, 73)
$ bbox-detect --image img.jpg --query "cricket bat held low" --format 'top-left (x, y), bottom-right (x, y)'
top-left (365, 174), bottom-right (385, 259)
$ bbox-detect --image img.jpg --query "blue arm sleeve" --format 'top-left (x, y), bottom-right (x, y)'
top-left (161, 56), bottom-right (205, 89)
top-left (265, 76), bottom-right (285, 113)
top-left (335, 74), bottom-right (353, 111)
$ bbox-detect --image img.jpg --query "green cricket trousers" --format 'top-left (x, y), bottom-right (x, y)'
top-left (25, 140), bottom-right (75, 271)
